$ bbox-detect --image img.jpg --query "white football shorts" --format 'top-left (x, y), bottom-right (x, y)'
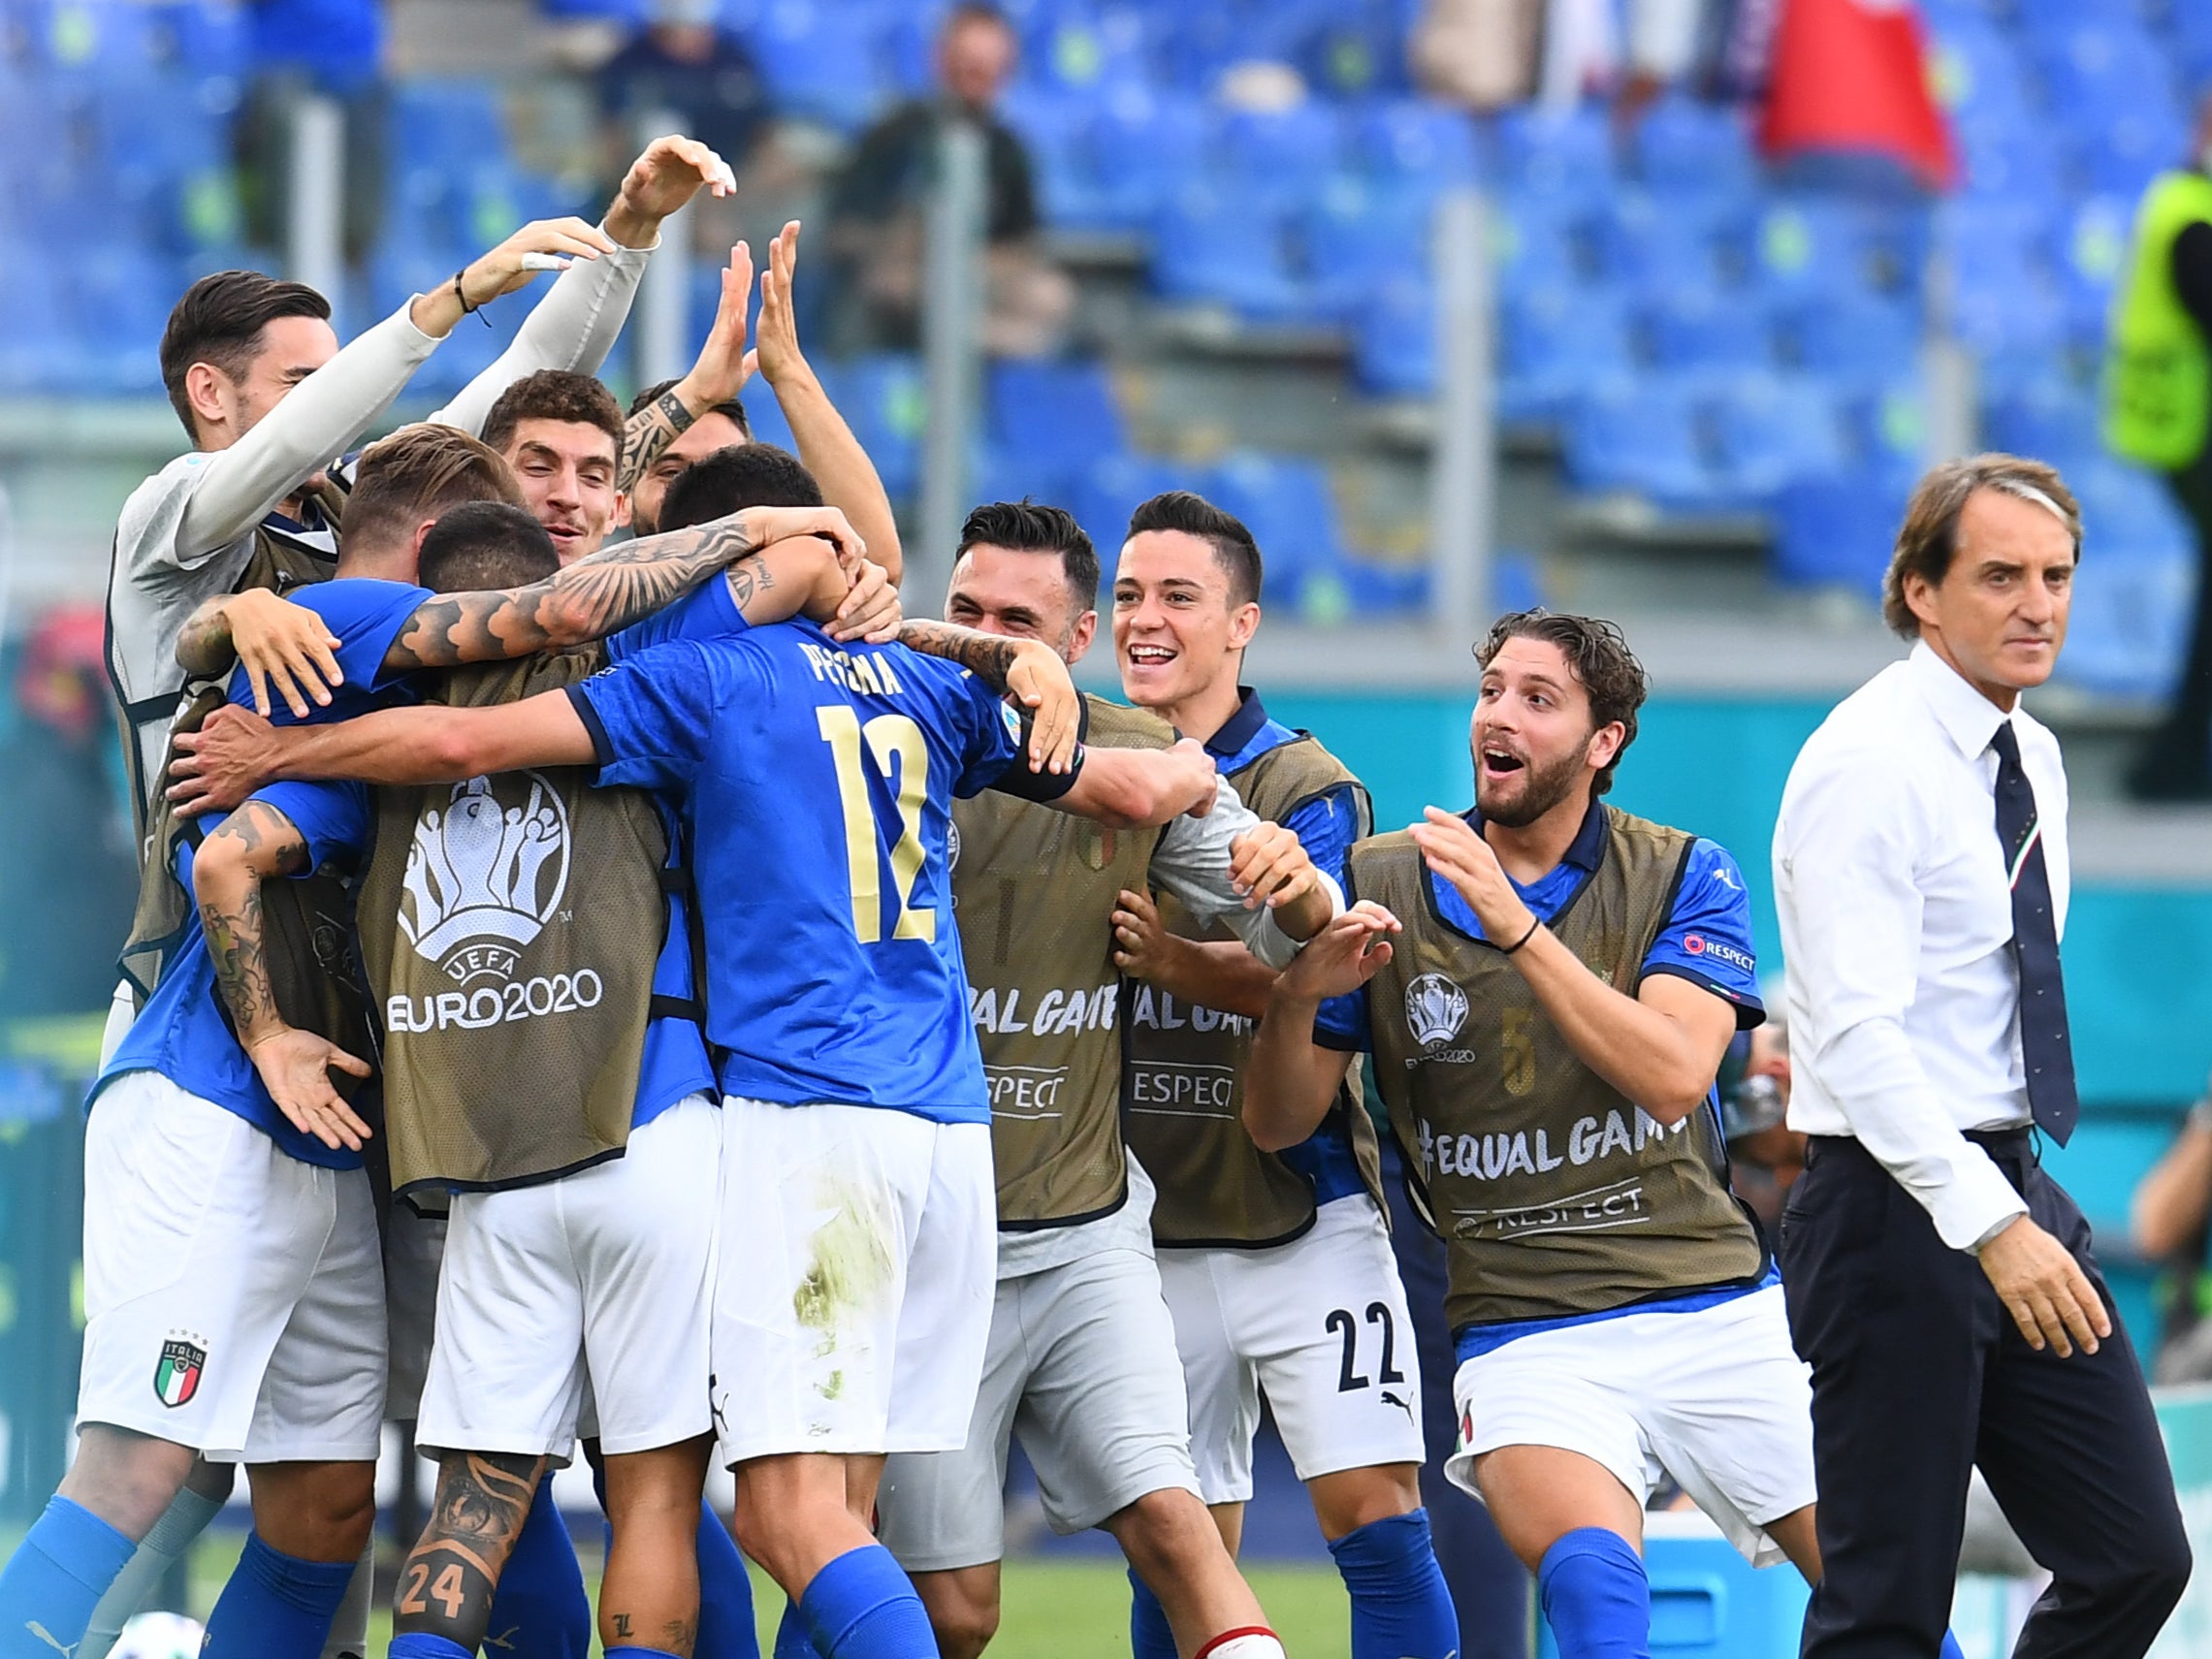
top-left (877, 1243), bottom-right (1200, 1572)
top-left (416, 1093), bottom-right (721, 1462)
top-left (1157, 1194), bottom-right (1426, 1505)
top-left (709, 1098), bottom-right (994, 1467)
top-left (77, 1071), bottom-right (385, 1462)
top-left (1446, 1281), bottom-right (1817, 1566)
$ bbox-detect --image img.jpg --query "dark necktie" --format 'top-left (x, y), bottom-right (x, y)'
top-left (1991, 720), bottom-right (2078, 1146)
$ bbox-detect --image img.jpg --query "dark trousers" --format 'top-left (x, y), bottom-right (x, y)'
top-left (1779, 1132), bottom-right (2192, 1659)
top-left (1381, 1133), bottom-right (1534, 1659)
top-left (2139, 447), bottom-right (2212, 792)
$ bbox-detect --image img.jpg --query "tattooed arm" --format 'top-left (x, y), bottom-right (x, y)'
top-left (396, 1452), bottom-right (551, 1654)
top-left (897, 620), bottom-right (1083, 774)
top-left (192, 799), bottom-right (372, 1147)
top-left (620, 243), bottom-right (752, 499)
top-left (377, 503), bottom-right (860, 675)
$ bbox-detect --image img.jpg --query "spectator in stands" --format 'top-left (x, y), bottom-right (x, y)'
top-left (822, 3), bottom-right (1073, 358)
top-left (596, 0), bottom-right (771, 192)
top-left (2108, 90), bottom-right (2212, 800)
top-left (2130, 1072), bottom-right (2212, 1384)
top-left (235, 0), bottom-right (388, 266)
top-left (1410, 0), bottom-right (1543, 112)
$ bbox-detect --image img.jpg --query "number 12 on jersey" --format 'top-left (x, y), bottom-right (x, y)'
top-left (818, 706), bottom-right (936, 943)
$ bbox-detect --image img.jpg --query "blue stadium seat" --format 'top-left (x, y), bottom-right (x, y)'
top-left (1562, 378), bottom-right (1731, 514)
top-left (2065, 104), bottom-right (2188, 202)
top-left (750, 0), bottom-right (892, 131)
top-left (1925, 15), bottom-right (2035, 129)
top-left (985, 359), bottom-right (1130, 502)
top-left (2060, 537), bottom-right (2192, 701)
top-left (1352, 271), bottom-right (1434, 398)
top-left (1982, 382), bottom-right (2100, 467)
top-left (1211, 101), bottom-right (1347, 211)
top-left (1494, 106), bottom-right (1618, 208)
top-left (1208, 449), bottom-right (1350, 591)
top-left (1752, 194), bottom-right (1923, 303)
top-left (2175, 2), bottom-right (2212, 87)
top-left (2073, 459), bottom-right (2196, 565)
top-left (1023, 2), bottom-right (1155, 100)
top-left (1781, 295), bottom-right (1920, 387)
top-left (1950, 112), bottom-right (2065, 200)
top-left (71, 243), bottom-right (187, 396)
top-left (1354, 96), bottom-right (1482, 188)
top-left (1087, 85), bottom-right (1209, 232)
top-left (2058, 193), bottom-right (2131, 353)
top-left (2030, 20), bottom-right (2178, 126)
top-left (1642, 291), bottom-right (1777, 375)
top-left (1303, 175), bottom-right (1433, 321)
top-left (1491, 191), bottom-right (1587, 303)
top-left (1594, 189), bottom-right (1744, 293)
top-left (153, 0), bottom-right (249, 83)
top-left (0, 257), bottom-right (75, 393)
top-left (1712, 374), bottom-right (1850, 503)
top-left (999, 83), bottom-right (1105, 230)
top-left (828, 353), bottom-right (927, 498)
top-left (1150, 185), bottom-right (1311, 322)
top-left (1499, 288), bottom-right (1634, 425)
top-left (1628, 97), bottom-right (1758, 203)
top-left (1773, 467), bottom-right (1916, 596)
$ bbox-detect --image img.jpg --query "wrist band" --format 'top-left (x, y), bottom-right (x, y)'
top-left (1500, 915), bottom-right (1541, 955)
top-left (452, 270), bottom-right (490, 327)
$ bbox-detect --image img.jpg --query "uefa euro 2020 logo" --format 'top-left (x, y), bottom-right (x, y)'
top-left (1405, 973), bottom-right (1469, 1050)
top-left (399, 774), bottom-right (571, 984)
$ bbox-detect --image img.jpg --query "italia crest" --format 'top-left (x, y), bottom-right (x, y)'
top-left (1405, 973), bottom-right (1469, 1049)
top-left (399, 773), bottom-right (571, 983)
top-left (154, 1337), bottom-right (206, 1408)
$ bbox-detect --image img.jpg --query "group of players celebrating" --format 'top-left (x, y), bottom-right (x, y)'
top-left (0, 133), bottom-right (1892, 1659)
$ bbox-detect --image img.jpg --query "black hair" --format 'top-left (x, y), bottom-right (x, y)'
top-left (630, 377), bottom-right (751, 440)
top-left (1125, 491), bottom-right (1263, 606)
top-left (159, 270), bottom-right (332, 440)
top-left (659, 443), bottom-right (825, 529)
top-left (418, 501), bottom-right (560, 592)
top-left (956, 499), bottom-right (1100, 610)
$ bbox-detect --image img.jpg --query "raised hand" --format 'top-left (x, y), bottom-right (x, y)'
top-left (1408, 805), bottom-right (1531, 940)
top-left (751, 220), bottom-right (807, 388)
top-left (612, 134), bottom-right (737, 235)
top-left (168, 704), bottom-right (284, 817)
top-left (1004, 638), bottom-right (1081, 774)
top-left (1279, 903), bottom-right (1402, 1002)
top-left (463, 218), bottom-right (620, 304)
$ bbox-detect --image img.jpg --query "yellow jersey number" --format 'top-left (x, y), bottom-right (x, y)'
top-left (817, 706), bottom-right (936, 943)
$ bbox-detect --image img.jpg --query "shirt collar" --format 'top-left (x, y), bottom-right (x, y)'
top-left (1460, 793), bottom-right (1609, 875)
top-left (1205, 686), bottom-right (1270, 761)
top-left (1907, 640), bottom-right (2015, 763)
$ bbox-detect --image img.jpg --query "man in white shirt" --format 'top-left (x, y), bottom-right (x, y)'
top-left (1774, 454), bottom-right (2191, 1659)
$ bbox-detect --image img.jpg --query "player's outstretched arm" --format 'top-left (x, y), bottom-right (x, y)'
top-left (194, 799), bottom-right (373, 1150)
top-left (175, 590), bottom-right (344, 716)
top-left (1111, 894), bottom-right (1283, 1019)
top-left (168, 693), bottom-right (594, 814)
top-left (897, 621), bottom-right (1081, 773)
top-left (379, 504), bottom-right (861, 673)
top-left (1245, 903), bottom-right (1402, 1153)
top-left (622, 241), bottom-right (753, 495)
top-left (1042, 739), bottom-right (1219, 830)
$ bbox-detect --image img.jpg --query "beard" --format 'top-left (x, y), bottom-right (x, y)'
top-left (1475, 743), bottom-right (1587, 828)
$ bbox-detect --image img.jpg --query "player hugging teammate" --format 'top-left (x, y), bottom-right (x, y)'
top-left (0, 122), bottom-right (1930, 1659)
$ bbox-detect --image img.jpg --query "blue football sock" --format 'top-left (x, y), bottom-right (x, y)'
top-left (1537, 1527), bottom-right (1650, 1659)
top-left (483, 1478), bottom-right (591, 1659)
top-left (201, 1531), bottom-right (357, 1658)
top-left (696, 1497), bottom-right (761, 1659)
top-left (1941, 1634), bottom-right (1967, 1659)
top-left (0, 1495), bottom-right (138, 1659)
top-left (1128, 1566), bottom-right (1178, 1659)
top-left (794, 1544), bottom-right (936, 1659)
top-left (775, 1601), bottom-right (826, 1659)
top-left (387, 1636), bottom-right (473, 1659)
top-left (1329, 1510), bottom-right (1460, 1659)
top-left (608, 1650), bottom-right (685, 1659)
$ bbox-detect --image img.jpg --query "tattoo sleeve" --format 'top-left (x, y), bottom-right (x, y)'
top-left (896, 620), bottom-right (1025, 693)
top-left (395, 1451), bottom-right (550, 1650)
top-left (381, 515), bottom-right (764, 673)
top-left (195, 800), bottom-right (309, 1046)
top-left (176, 596), bottom-right (239, 676)
top-left (618, 386), bottom-right (699, 496)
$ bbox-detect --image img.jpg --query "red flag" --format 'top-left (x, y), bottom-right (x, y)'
top-left (1757, 0), bottom-right (1957, 190)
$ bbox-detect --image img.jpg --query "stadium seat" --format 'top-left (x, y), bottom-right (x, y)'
top-left (1498, 288), bottom-right (1635, 425)
top-left (1753, 194), bottom-right (1923, 303)
top-left (1773, 467), bottom-right (1916, 596)
top-left (1494, 105), bottom-right (1618, 209)
top-left (1074, 451), bottom-right (1223, 560)
top-left (1562, 378), bottom-right (1732, 514)
top-left (1780, 295), bottom-right (1921, 387)
top-left (1981, 381), bottom-right (2100, 467)
top-left (1925, 16), bottom-right (2035, 129)
top-left (1628, 97), bottom-right (1759, 204)
top-left (2061, 539), bottom-right (2192, 701)
top-left (2029, 20), bottom-right (2179, 126)
top-left (1642, 291), bottom-right (1778, 376)
top-left (1712, 374), bottom-right (1850, 503)
top-left (1023, 2), bottom-right (1154, 100)
top-left (1595, 189), bottom-right (1744, 294)
top-left (1208, 449), bottom-right (1350, 591)
top-left (2058, 193), bottom-right (2132, 354)
top-left (1211, 100), bottom-right (1348, 212)
top-left (1491, 191), bottom-right (1588, 303)
top-left (1303, 174), bottom-right (1433, 322)
top-left (1354, 96), bottom-right (1483, 188)
top-left (1149, 184), bottom-right (1312, 322)
top-left (985, 359), bottom-right (1130, 502)
top-left (1086, 84), bottom-right (1209, 232)
top-left (1352, 271), bottom-right (1435, 398)
top-left (750, 0), bottom-right (892, 131)
top-left (829, 353), bottom-right (928, 498)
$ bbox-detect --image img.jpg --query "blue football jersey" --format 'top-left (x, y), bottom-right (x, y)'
top-left (571, 619), bottom-right (1061, 1122)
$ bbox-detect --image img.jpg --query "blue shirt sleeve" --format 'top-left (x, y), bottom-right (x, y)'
top-left (1314, 984), bottom-right (1371, 1052)
top-left (246, 779), bottom-right (372, 871)
top-left (605, 574), bottom-right (753, 663)
top-left (567, 638), bottom-right (727, 796)
top-left (949, 675), bottom-right (1030, 799)
top-left (1641, 839), bottom-right (1765, 1028)
top-left (1283, 782), bottom-right (1364, 887)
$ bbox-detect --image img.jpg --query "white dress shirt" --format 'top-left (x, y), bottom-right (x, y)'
top-left (1774, 641), bottom-right (2068, 1252)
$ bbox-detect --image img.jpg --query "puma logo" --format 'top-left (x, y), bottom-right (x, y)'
top-left (484, 1625), bottom-right (521, 1651)
top-left (26, 1623), bottom-right (79, 1656)
top-left (1380, 1388), bottom-right (1415, 1422)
